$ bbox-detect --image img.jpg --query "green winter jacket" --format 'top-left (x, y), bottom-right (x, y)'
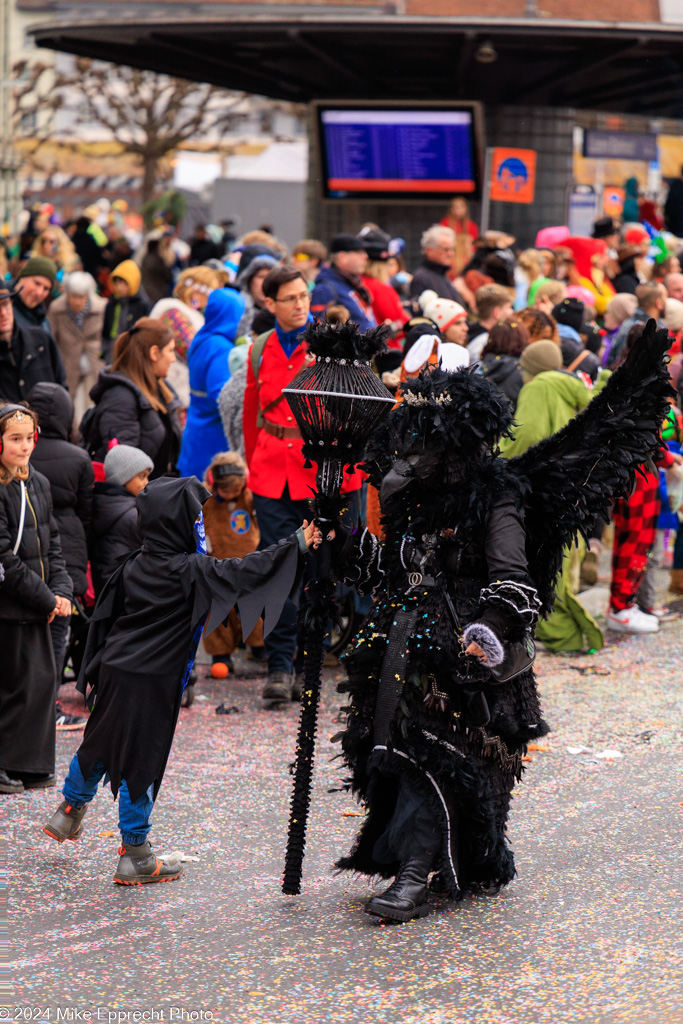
top-left (500, 370), bottom-right (593, 458)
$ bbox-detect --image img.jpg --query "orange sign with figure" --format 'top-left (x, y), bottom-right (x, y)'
top-left (603, 187), bottom-right (625, 218)
top-left (489, 148), bottom-right (537, 204)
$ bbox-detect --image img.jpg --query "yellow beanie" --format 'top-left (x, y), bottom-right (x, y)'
top-left (112, 259), bottom-right (141, 296)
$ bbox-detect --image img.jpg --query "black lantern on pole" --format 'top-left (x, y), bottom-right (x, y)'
top-left (280, 321), bottom-right (394, 896)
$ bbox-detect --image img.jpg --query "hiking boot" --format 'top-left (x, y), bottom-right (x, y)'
top-left (606, 606), bottom-right (659, 634)
top-left (56, 703), bottom-right (86, 731)
top-left (262, 671), bottom-right (293, 705)
top-left (43, 800), bottom-right (88, 842)
top-left (292, 672), bottom-right (304, 701)
top-left (113, 841), bottom-right (183, 886)
top-left (0, 769), bottom-right (23, 795)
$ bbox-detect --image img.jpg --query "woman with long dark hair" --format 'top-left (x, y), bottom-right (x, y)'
top-left (85, 318), bottom-right (182, 478)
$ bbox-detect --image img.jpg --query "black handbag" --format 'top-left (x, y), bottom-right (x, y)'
top-left (486, 632), bottom-right (536, 684)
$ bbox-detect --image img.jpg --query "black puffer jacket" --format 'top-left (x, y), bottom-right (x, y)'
top-left (27, 382), bottom-right (93, 596)
top-left (560, 336), bottom-right (600, 383)
top-left (480, 352), bottom-right (523, 409)
top-left (0, 321), bottom-right (66, 404)
top-left (0, 466), bottom-right (73, 621)
top-left (86, 370), bottom-right (182, 479)
top-left (90, 481), bottom-right (141, 596)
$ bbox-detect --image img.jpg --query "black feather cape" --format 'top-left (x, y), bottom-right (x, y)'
top-left (77, 477), bottom-right (302, 802)
top-left (364, 320), bottom-right (674, 616)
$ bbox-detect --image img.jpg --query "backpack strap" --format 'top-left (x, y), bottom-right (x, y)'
top-left (250, 330), bottom-right (274, 428)
top-left (567, 350), bottom-right (589, 374)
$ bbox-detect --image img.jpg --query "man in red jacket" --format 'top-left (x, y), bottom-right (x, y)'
top-left (243, 266), bottom-right (363, 704)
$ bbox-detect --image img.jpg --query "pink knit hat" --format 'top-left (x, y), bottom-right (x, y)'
top-left (535, 226), bottom-right (570, 250)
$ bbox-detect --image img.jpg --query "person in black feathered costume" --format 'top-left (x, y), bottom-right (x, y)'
top-left (332, 319), bottom-right (673, 922)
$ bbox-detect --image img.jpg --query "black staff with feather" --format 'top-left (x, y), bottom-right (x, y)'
top-left (280, 321), bottom-right (394, 896)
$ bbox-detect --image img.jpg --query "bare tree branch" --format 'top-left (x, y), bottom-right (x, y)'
top-left (10, 57), bottom-right (292, 201)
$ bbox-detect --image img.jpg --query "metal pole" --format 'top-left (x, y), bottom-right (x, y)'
top-left (480, 145), bottom-right (493, 235)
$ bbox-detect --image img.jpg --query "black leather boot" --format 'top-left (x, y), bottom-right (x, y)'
top-left (0, 769), bottom-right (23, 794)
top-left (366, 849), bottom-right (434, 923)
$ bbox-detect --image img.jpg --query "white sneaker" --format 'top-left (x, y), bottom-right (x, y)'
top-left (606, 606), bottom-right (660, 634)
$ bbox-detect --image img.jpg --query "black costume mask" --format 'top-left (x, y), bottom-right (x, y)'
top-left (137, 476), bottom-right (211, 555)
top-left (380, 450), bottom-right (444, 503)
top-left (375, 368), bottom-right (515, 499)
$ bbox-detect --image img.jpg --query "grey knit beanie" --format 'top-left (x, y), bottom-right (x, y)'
top-left (104, 444), bottom-right (154, 487)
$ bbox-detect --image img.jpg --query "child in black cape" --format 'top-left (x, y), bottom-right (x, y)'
top-left (43, 475), bottom-right (320, 885)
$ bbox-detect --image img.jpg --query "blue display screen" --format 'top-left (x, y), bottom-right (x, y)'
top-left (318, 107), bottom-right (479, 200)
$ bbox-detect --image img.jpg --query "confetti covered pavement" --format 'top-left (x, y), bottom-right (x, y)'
top-left (9, 589), bottom-right (683, 1024)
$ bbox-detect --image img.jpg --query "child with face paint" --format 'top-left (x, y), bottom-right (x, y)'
top-left (43, 475), bottom-right (322, 885)
top-left (0, 403), bottom-right (72, 795)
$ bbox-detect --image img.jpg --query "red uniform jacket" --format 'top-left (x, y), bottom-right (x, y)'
top-left (243, 330), bottom-right (363, 501)
top-left (362, 276), bottom-right (408, 351)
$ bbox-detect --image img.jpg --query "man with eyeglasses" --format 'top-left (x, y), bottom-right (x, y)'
top-left (409, 224), bottom-right (469, 311)
top-left (243, 265), bottom-right (363, 706)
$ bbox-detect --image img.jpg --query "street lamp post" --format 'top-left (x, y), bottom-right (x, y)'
top-left (0, 0), bottom-right (21, 236)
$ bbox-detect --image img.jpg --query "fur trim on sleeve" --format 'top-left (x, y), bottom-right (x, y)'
top-left (461, 622), bottom-right (505, 666)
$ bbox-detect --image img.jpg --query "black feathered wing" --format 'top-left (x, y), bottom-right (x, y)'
top-left (507, 320), bottom-right (674, 615)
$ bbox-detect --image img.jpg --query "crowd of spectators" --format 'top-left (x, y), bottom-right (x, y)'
top-left (2, 191), bottom-right (683, 792)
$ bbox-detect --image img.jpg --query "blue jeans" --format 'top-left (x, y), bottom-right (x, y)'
top-left (252, 485), bottom-right (361, 674)
top-left (62, 754), bottom-right (154, 846)
top-left (252, 485), bottom-right (313, 674)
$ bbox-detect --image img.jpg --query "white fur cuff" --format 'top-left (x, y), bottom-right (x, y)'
top-left (462, 623), bottom-right (505, 666)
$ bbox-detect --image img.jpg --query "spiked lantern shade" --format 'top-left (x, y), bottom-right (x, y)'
top-left (280, 321), bottom-right (394, 897)
top-left (282, 321), bottom-right (395, 502)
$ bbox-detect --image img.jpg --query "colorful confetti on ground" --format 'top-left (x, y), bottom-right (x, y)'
top-left (8, 576), bottom-right (683, 1024)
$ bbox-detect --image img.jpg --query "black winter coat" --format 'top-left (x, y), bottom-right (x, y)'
top-left (409, 259), bottom-right (468, 308)
top-left (86, 370), bottom-right (182, 479)
top-left (0, 466), bottom-right (73, 621)
top-left (102, 294), bottom-right (150, 363)
top-left (28, 382), bottom-right (93, 596)
top-left (90, 481), bottom-right (140, 596)
top-left (560, 336), bottom-right (600, 382)
top-left (480, 352), bottom-right (523, 408)
top-left (611, 270), bottom-right (639, 295)
top-left (0, 321), bottom-right (66, 404)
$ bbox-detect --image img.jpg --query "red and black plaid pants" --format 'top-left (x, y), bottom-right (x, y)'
top-left (610, 470), bottom-right (660, 612)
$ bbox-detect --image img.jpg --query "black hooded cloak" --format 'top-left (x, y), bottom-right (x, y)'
top-left (77, 476), bottom-right (303, 802)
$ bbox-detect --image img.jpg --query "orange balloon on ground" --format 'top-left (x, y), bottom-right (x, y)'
top-left (210, 662), bottom-right (229, 679)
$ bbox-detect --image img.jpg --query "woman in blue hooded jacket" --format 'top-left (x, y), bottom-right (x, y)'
top-left (178, 288), bottom-right (245, 480)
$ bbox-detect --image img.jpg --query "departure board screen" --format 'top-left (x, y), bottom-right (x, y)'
top-left (316, 105), bottom-right (481, 200)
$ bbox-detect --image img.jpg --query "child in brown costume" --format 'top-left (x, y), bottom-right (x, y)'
top-left (202, 451), bottom-right (265, 675)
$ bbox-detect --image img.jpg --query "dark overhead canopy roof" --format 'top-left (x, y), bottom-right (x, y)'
top-left (31, 14), bottom-right (683, 117)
